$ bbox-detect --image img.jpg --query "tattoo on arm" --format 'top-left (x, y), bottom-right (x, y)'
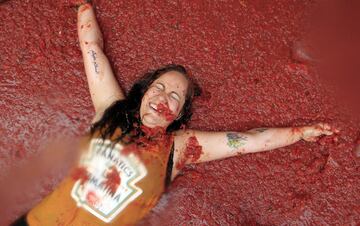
top-left (226, 133), bottom-right (247, 151)
top-left (88, 49), bottom-right (100, 74)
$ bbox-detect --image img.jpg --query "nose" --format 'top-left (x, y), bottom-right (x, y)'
top-left (156, 91), bottom-right (169, 104)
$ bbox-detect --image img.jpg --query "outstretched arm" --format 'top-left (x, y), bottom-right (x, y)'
top-left (173, 123), bottom-right (337, 175)
top-left (77, 3), bottom-right (125, 122)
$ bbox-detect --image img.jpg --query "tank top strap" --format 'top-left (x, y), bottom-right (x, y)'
top-left (164, 141), bottom-right (175, 188)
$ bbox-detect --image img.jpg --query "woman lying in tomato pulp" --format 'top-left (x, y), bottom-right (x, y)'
top-left (14, 2), bottom-right (337, 226)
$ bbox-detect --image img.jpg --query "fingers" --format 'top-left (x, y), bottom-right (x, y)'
top-left (318, 122), bottom-right (331, 131)
top-left (303, 136), bottom-right (319, 142)
top-left (323, 130), bottom-right (334, 136)
top-left (303, 122), bottom-right (340, 143)
top-left (315, 122), bottom-right (340, 135)
top-left (315, 122), bottom-right (331, 132)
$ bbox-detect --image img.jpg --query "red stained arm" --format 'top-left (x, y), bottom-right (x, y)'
top-left (172, 123), bottom-right (336, 177)
top-left (77, 4), bottom-right (125, 123)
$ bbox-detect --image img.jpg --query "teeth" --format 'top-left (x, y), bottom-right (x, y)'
top-left (150, 103), bottom-right (158, 111)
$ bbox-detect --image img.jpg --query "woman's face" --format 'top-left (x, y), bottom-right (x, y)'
top-left (140, 71), bottom-right (189, 128)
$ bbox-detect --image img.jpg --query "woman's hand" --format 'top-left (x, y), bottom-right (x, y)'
top-left (301, 123), bottom-right (339, 142)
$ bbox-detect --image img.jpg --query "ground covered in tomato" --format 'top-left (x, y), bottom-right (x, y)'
top-left (0, 0), bottom-right (359, 225)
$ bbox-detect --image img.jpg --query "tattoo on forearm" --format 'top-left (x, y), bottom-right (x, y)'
top-left (88, 50), bottom-right (99, 74)
top-left (226, 133), bottom-right (247, 150)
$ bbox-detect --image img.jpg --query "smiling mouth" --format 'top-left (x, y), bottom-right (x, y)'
top-left (148, 102), bottom-right (176, 121)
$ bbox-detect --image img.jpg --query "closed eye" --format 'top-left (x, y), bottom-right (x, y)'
top-left (170, 92), bottom-right (180, 101)
top-left (155, 83), bottom-right (165, 90)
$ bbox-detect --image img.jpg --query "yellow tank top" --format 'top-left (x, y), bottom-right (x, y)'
top-left (27, 128), bottom-right (174, 226)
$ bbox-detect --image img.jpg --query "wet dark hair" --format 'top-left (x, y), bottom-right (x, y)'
top-left (90, 64), bottom-right (200, 143)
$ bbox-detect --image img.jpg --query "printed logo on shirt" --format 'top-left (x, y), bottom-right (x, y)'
top-left (71, 138), bottom-right (147, 223)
